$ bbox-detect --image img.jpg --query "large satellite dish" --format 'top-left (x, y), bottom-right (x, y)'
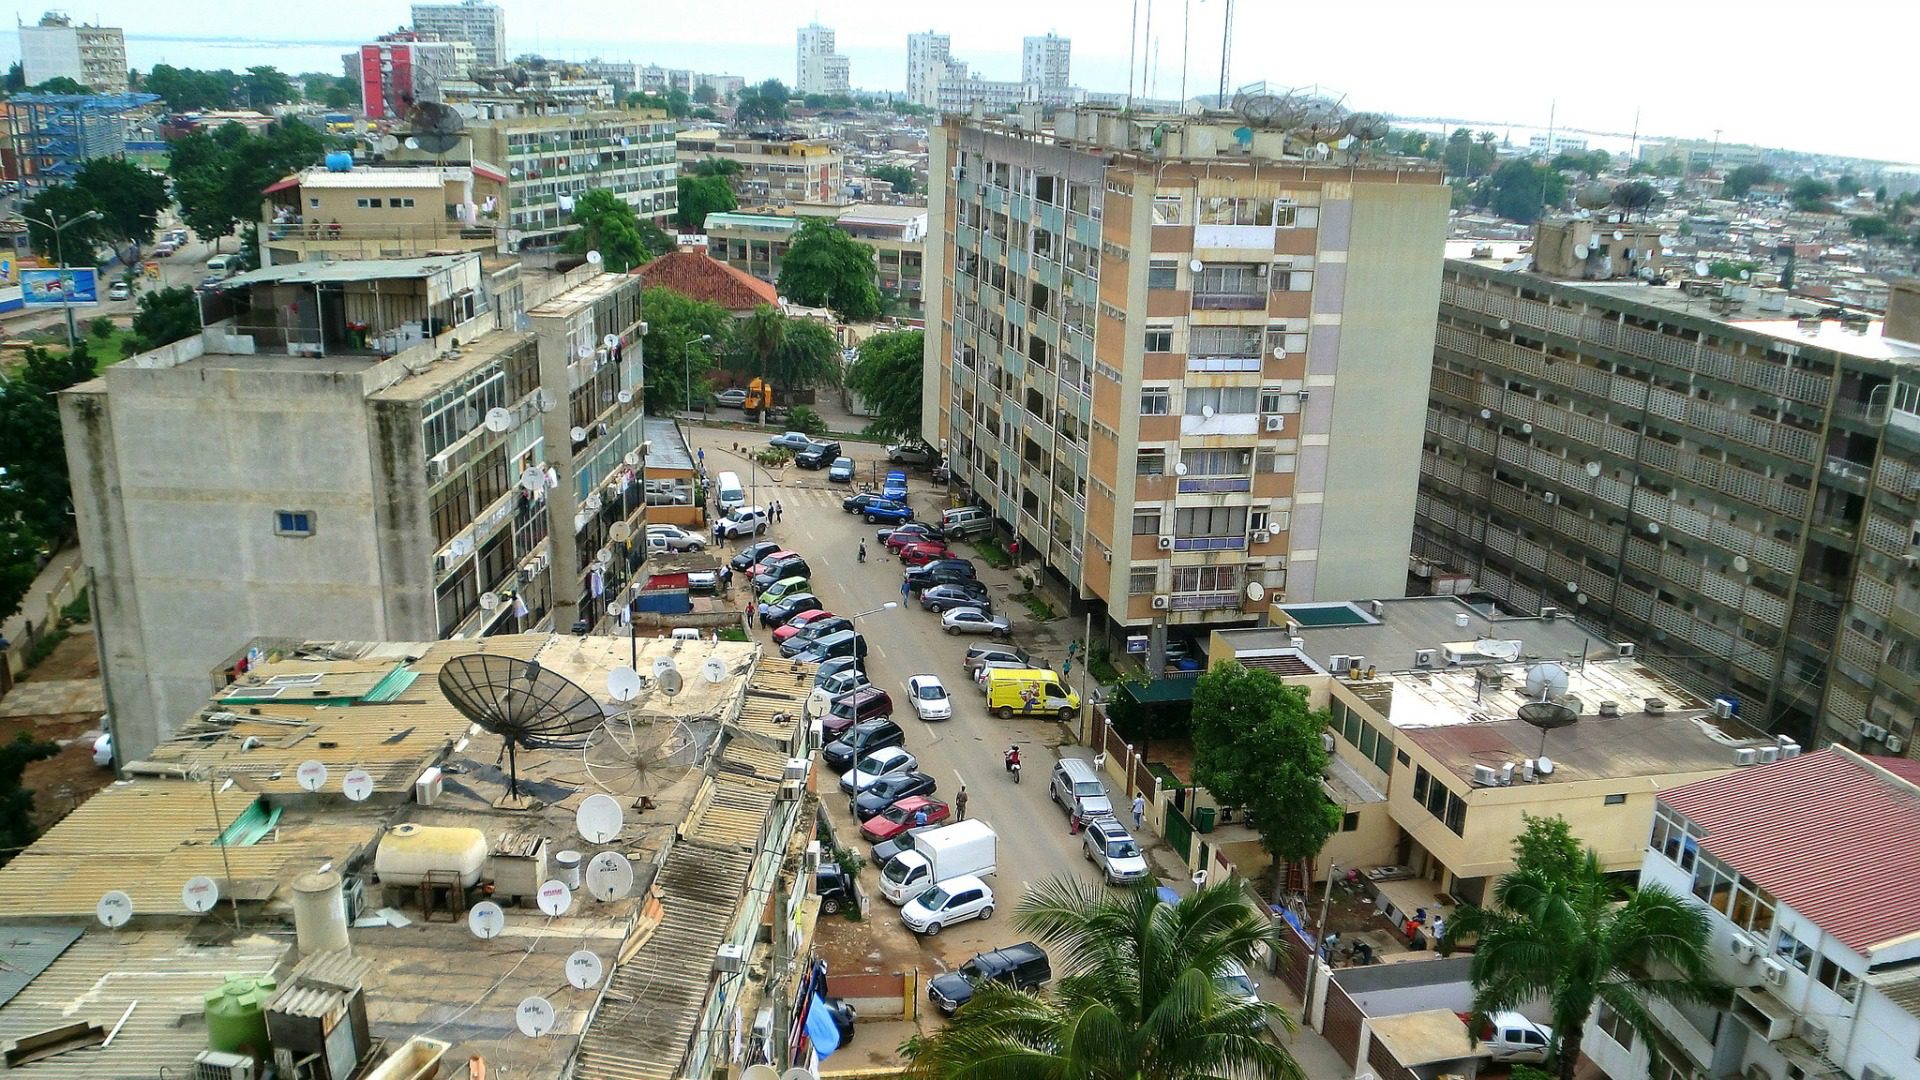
top-left (1517, 700), bottom-right (1578, 730)
top-left (581, 708), bottom-right (701, 800)
top-left (439, 655), bottom-right (605, 803)
top-left (1347, 112), bottom-right (1390, 144)
top-left (407, 101), bottom-right (468, 155)
top-left (1523, 662), bottom-right (1571, 701)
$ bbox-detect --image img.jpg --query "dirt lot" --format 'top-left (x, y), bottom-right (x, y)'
top-left (2, 628), bottom-right (112, 834)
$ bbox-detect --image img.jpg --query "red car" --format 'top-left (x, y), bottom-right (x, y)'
top-left (883, 525), bottom-right (943, 553)
top-left (859, 795), bottom-right (952, 842)
top-left (773, 608), bottom-right (835, 643)
top-left (748, 549), bottom-right (799, 578)
top-left (897, 542), bottom-right (955, 567)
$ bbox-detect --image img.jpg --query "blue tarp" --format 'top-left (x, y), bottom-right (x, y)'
top-left (803, 992), bottom-right (841, 1059)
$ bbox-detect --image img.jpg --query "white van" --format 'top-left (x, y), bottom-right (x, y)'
top-left (715, 471), bottom-right (745, 510)
top-left (206, 254), bottom-right (235, 274)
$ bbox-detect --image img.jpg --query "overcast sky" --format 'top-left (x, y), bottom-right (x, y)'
top-left (10, 0), bottom-right (1911, 163)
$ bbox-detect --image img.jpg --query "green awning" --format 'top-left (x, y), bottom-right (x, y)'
top-left (1119, 675), bottom-right (1200, 704)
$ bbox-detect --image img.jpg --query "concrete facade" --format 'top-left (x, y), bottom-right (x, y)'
top-left (462, 109), bottom-right (679, 244)
top-left (795, 24), bottom-right (849, 96)
top-left (410, 0), bottom-right (506, 68)
top-left (675, 132), bottom-right (844, 205)
top-left (18, 15), bottom-right (126, 93)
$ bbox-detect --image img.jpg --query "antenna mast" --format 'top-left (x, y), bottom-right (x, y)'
top-left (1217, 0), bottom-right (1235, 103)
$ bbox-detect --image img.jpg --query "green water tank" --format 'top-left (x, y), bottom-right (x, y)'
top-left (204, 974), bottom-right (277, 1056)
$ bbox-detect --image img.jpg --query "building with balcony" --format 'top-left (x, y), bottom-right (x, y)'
top-left (796, 23), bottom-right (850, 96)
top-left (925, 107), bottom-right (1449, 654)
top-left (462, 108), bottom-right (678, 246)
top-left (1415, 251), bottom-right (1920, 752)
top-left (58, 255), bottom-right (657, 763)
top-left (701, 204), bottom-right (926, 317)
top-left (676, 131), bottom-right (845, 205)
top-left (18, 13), bottom-right (126, 93)
top-left (260, 162), bottom-right (508, 265)
top-left (1209, 595), bottom-right (1780, 906)
top-left (357, 37), bottom-right (459, 119)
top-left (410, 0), bottom-right (506, 68)
top-left (907, 31), bottom-right (958, 110)
top-left (1584, 748), bottom-right (1920, 1080)
top-left (1021, 33), bottom-right (1071, 98)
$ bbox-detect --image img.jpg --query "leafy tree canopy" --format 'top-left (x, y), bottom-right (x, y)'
top-left (1511, 813), bottom-right (1585, 884)
top-left (692, 156), bottom-right (742, 178)
top-left (1721, 164), bottom-right (1773, 198)
top-left (560, 188), bottom-right (666, 272)
top-left (675, 175), bottom-right (737, 232)
top-left (0, 344), bottom-right (100, 541)
top-left (846, 329), bottom-right (923, 439)
top-left (20, 185), bottom-right (112, 261)
top-left (29, 76), bottom-right (89, 95)
top-left (636, 287), bottom-right (731, 415)
top-left (692, 84), bottom-right (718, 105)
top-left (777, 218), bottom-right (881, 321)
top-left (130, 286), bottom-right (202, 353)
top-left (74, 158), bottom-right (169, 246)
top-left (1790, 176), bottom-right (1834, 212)
top-left (1482, 159), bottom-right (1568, 224)
top-left (867, 164), bottom-right (915, 194)
top-left (167, 119), bottom-right (330, 250)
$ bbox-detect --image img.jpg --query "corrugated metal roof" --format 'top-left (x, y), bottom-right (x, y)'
top-left (1661, 749), bottom-right (1920, 954)
top-left (0, 925), bottom-right (82, 1008)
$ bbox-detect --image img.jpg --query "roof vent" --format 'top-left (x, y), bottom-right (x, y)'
top-left (1644, 698), bottom-right (1667, 715)
top-left (1597, 700), bottom-right (1619, 717)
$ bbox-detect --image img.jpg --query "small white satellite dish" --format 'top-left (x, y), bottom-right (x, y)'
top-left (805, 687), bottom-right (832, 719)
top-left (96, 890), bottom-right (133, 928)
top-left (617, 388), bottom-right (633, 404)
top-left (1272, 345), bottom-right (1287, 358)
top-left (342, 768), bottom-right (375, 802)
top-left (1188, 258), bottom-right (1203, 273)
top-left (566, 949), bottom-right (605, 989)
top-left (480, 592), bottom-right (501, 611)
top-left (1246, 581), bottom-right (1266, 603)
top-left (1572, 244), bottom-right (1589, 260)
top-left (1173, 461), bottom-right (1189, 475)
top-left (595, 547), bottom-right (613, 567)
top-left (296, 760), bottom-right (329, 792)
top-left (1694, 260), bottom-right (1711, 276)
top-left (652, 657), bottom-right (679, 680)
top-left (1536, 756), bottom-right (1555, 775)
top-left (657, 667), bottom-right (684, 696)
top-left (1648, 521), bottom-right (1661, 535)
top-left (1585, 461), bottom-right (1602, 477)
top-left (586, 250), bottom-right (603, 266)
top-left (623, 451), bottom-right (640, 467)
top-left (745, 1064), bottom-right (783, 1080)
top-left (570, 426), bottom-right (588, 443)
top-left (1567, 580), bottom-right (1580, 593)
top-left (404, 136), bottom-right (420, 150)
top-left (1732, 555), bottom-right (1749, 573)
top-left (536, 879), bottom-right (573, 917)
top-left (450, 536), bottom-right (473, 557)
top-left (586, 494), bottom-right (604, 513)
top-left (603, 333), bottom-right (619, 349)
top-left (1497, 318), bottom-right (1512, 330)
top-left (519, 466), bottom-right (543, 493)
top-left (516, 996), bottom-right (557, 1038)
top-left (182, 876), bottom-right (220, 913)
top-left (378, 133), bottom-right (399, 151)
top-left (609, 522), bottom-right (631, 543)
top-left (576, 792), bottom-right (625, 843)
top-left (1201, 405), bottom-right (1214, 419)
top-left (1524, 663), bottom-right (1571, 700)
top-left (1739, 269), bottom-right (1751, 281)
top-left (484, 407), bottom-right (513, 433)
top-left (780, 1069), bottom-right (815, 1080)
top-left (576, 343), bottom-right (594, 361)
top-left (468, 900), bottom-right (506, 939)
top-left (606, 601), bottom-right (624, 619)
top-left (537, 388), bottom-right (559, 413)
top-left (584, 850), bottom-right (635, 901)
top-left (1612, 230), bottom-right (1624, 241)
top-left (701, 657), bottom-right (728, 684)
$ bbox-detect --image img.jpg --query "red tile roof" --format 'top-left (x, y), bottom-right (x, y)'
top-left (1661, 749), bottom-right (1920, 954)
top-left (633, 250), bottom-right (777, 311)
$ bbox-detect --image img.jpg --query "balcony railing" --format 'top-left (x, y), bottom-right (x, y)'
top-left (1169, 590), bottom-right (1242, 611)
top-left (1172, 535), bottom-right (1247, 552)
top-left (1192, 292), bottom-right (1266, 310)
top-left (1176, 476), bottom-right (1252, 494)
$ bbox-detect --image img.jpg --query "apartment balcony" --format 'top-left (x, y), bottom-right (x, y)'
top-left (1169, 590), bottom-right (1241, 611)
top-left (1176, 476), bottom-right (1252, 494)
top-left (1172, 535), bottom-right (1247, 552)
top-left (263, 219), bottom-right (501, 261)
top-left (1822, 454), bottom-right (1872, 494)
top-left (1191, 291), bottom-right (1267, 311)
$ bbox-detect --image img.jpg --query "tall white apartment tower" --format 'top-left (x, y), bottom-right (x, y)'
top-left (796, 23), bottom-right (850, 95)
top-left (1022, 33), bottom-right (1071, 92)
top-left (410, 0), bottom-right (507, 69)
top-left (907, 31), bottom-right (952, 110)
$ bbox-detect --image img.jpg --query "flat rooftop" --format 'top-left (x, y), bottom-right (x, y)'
top-left (1366, 1008), bottom-right (1484, 1067)
top-left (222, 253), bottom-right (478, 289)
top-left (1223, 596), bottom-right (1611, 675)
top-left (527, 266), bottom-right (633, 317)
top-left (1400, 700), bottom-right (1772, 787)
top-left (642, 416), bottom-right (696, 471)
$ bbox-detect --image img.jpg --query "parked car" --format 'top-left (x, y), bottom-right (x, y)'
top-left (827, 456), bottom-right (855, 483)
top-left (751, 554), bottom-right (811, 591)
top-left (881, 522), bottom-right (947, 549)
top-left (713, 387), bottom-right (748, 408)
top-left (904, 674), bottom-right (952, 721)
top-left (731, 540), bottom-right (782, 571)
top-left (771, 608), bottom-right (836, 644)
top-left (645, 524), bottom-right (705, 551)
top-left (887, 442), bottom-right (940, 467)
top-left (920, 582), bottom-right (992, 614)
top-left (905, 558), bottom-right (977, 589)
top-left (859, 795), bottom-right (950, 843)
top-left (755, 576), bottom-right (811, 609)
top-left (882, 470), bottom-right (909, 500)
top-left (778, 615), bottom-right (852, 652)
top-left (1082, 818), bottom-right (1150, 885)
top-left (839, 745), bottom-right (920, 794)
top-left (747, 549), bottom-right (799, 579)
top-left (815, 863), bottom-right (857, 916)
top-left (108, 280), bottom-right (131, 300)
top-left (942, 607), bottom-right (1011, 636)
top-left (761, 592), bottom-right (824, 626)
top-left (870, 832), bottom-right (916, 867)
top-left (853, 770), bottom-right (937, 819)
top-left (900, 875), bottom-right (994, 936)
top-left (862, 499), bottom-right (914, 525)
top-left (822, 686), bottom-right (893, 736)
top-left (822, 718), bottom-right (907, 772)
top-left (1215, 958), bottom-right (1260, 1006)
top-left (963, 644), bottom-right (1034, 674)
top-left (927, 941), bottom-right (1051, 1014)
top-left (1478, 1013), bottom-right (1554, 1064)
top-left (897, 541), bottom-right (955, 567)
top-left (714, 506), bottom-right (771, 540)
top-left (151, 242), bottom-right (177, 258)
top-left (793, 630), bottom-right (868, 665)
top-left (939, 506), bottom-right (994, 539)
top-left (815, 667), bottom-right (873, 700)
top-left (794, 440), bottom-right (841, 469)
top-left (769, 431), bottom-right (816, 452)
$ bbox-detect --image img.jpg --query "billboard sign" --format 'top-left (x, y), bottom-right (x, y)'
top-left (20, 267), bottom-right (98, 306)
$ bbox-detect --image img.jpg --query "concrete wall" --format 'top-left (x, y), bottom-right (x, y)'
top-left (1312, 182), bottom-right (1449, 603)
top-left (920, 126), bottom-right (951, 443)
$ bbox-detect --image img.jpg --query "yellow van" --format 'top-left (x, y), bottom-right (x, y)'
top-left (984, 668), bottom-right (1080, 721)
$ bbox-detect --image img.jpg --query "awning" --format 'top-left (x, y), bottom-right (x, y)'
top-left (471, 159), bottom-right (508, 184)
top-left (1119, 675), bottom-right (1200, 704)
top-left (261, 174), bottom-right (299, 195)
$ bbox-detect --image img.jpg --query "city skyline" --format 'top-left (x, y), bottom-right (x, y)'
top-left (1, 0), bottom-right (1910, 163)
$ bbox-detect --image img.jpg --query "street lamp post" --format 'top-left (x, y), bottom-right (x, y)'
top-left (1300, 861), bottom-right (1340, 1024)
top-left (847, 601), bottom-right (898, 798)
top-left (683, 333), bottom-right (712, 415)
top-left (23, 209), bottom-right (103, 350)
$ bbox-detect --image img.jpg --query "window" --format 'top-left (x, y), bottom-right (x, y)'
top-left (1188, 325), bottom-right (1263, 358)
top-left (1144, 325), bottom-right (1174, 353)
top-left (1396, 749), bottom-right (1411, 767)
top-left (1250, 509), bottom-right (1270, 534)
top-left (1128, 567), bottom-right (1159, 594)
top-left (1137, 448), bottom-right (1167, 476)
top-left (1170, 564), bottom-right (1241, 593)
top-left (1812, 955), bottom-right (1860, 1002)
top-left (1139, 387), bottom-right (1171, 415)
top-left (1148, 259), bottom-right (1178, 289)
top-left (1596, 1004), bottom-right (1634, 1050)
top-left (389, 197), bottom-right (415, 208)
top-left (1151, 194), bottom-right (1183, 225)
top-left (1413, 765), bottom-right (1430, 803)
top-left (308, 197), bottom-right (319, 208)
top-left (1199, 196), bottom-right (1277, 226)
top-left (1185, 449), bottom-right (1250, 476)
top-left (1256, 450), bottom-right (1297, 474)
top-left (1194, 263), bottom-right (1264, 295)
top-left (1173, 506), bottom-right (1247, 538)
top-left (1184, 386), bottom-right (1259, 416)
top-left (274, 510), bottom-right (315, 537)
top-left (1341, 812), bottom-right (1360, 832)
top-left (1774, 929), bottom-right (1813, 971)
top-left (1604, 793), bottom-right (1628, 805)
top-left (355, 197), bottom-right (373, 209)
top-left (1132, 509), bottom-right (1161, 535)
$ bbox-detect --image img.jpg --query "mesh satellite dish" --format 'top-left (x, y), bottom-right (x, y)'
top-left (575, 792), bottom-right (625, 843)
top-left (1347, 112), bottom-right (1390, 144)
top-left (407, 101), bottom-right (468, 155)
top-left (584, 850), bottom-right (635, 901)
top-left (582, 708), bottom-right (700, 799)
top-left (516, 996), bottom-right (556, 1038)
top-left (439, 655), bottom-right (605, 803)
top-left (1298, 97), bottom-right (1352, 146)
top-left (97, 890), bottom-right (133, 928)
top-left (1575, 182), bottom-right (1613, 210)
top-left (182, 876), bottom-right (220, 914)
top-left (1517, 700), bottom-right (1577, 729)
top-left (485, 407), bottom-right (514, 433)
top-left (1523, 662), bottom-right (1571, 701)
top-left (566, 949), bottom-right (605, 989)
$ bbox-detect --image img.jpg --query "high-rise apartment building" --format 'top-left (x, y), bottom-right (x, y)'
top-left (1416, 247), bottom-right (1920, 755)
top-left (925, 109), bottom-right (1448, 655)
top-left (1021, 33), bottom-right (1070, 95)
top-left (676, 130), bottom-right (844, 204)
top-left (59, 255), bottom-right (658, 762)
top-left (357, 39), bottom-right (458, 119)
top-left (410, 0), bottom-right (507, 69)
top-left (795, 23), bottom-right (850, 96)
top-left (18, 13), bottom-right (127, 93)
top-left (907, 31), bottom-right (954, 110)
top-left (465, 109), bottom-right (679, 244)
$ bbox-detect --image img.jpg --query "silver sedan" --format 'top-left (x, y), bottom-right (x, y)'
top-left (940, 606), bottom-right (1011, 636)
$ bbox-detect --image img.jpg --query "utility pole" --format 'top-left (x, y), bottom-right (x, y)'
top-left (1299, 862), bottom-right (1338, 1025)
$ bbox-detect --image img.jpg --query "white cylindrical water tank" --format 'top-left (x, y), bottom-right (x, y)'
top-left (373, 823), bottom-right (488, 887)
top-left (292, 870), bottom-right (351, 955)
top-left (555, 850), bottom-right (582, 888)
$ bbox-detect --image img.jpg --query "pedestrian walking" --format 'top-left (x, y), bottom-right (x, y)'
top-left (955, 786), bottom-right (968, 819)
top-left (1132, 793), bottom-right (1146, 829)
top-left (773, 500), bottom-right (783, 521)
top-left (901, 577), bottom-right (911, 599)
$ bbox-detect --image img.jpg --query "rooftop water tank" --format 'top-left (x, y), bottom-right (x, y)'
top-left (292, 869), bottom-right (351, 955)
top-left (205, 974), bottom-right (277, 1056)
top-left (324, 151), bottom-right (353, 173)
top-left (374, 823), bottom-right (487, 887)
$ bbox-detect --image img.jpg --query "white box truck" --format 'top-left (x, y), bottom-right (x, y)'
top-left (879, 819), bottom-right (996, 904)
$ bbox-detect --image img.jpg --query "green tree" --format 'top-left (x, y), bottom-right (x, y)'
top-left (29, 76), bottom-right (89, 95)
top-left (20, 184), bottom-right (111, 261)
top-left (73, 158), bottom-right (169, 247)
top-left (1790, 177), bottom-right (1833, 212)
top-left (1707, 259), bottom-right (1760, 280)
top-left (734, 78), bottom-right (791, 125)
top-left (0, 345), bottom-right (100, 540)
top-left (662, 89), bottom-right (691, 118)
top-left (635, 286), bottom-right (730, 414)
top-left (1721, 164), bottom-right (1773, 198)
top-left (1836, 172), bottom-right (1860, 195)
top-left (1511, 813), bottom-right (1585, 884)
top-left (903, 877), bottom-right (1304, 1080)
top-left (1190, 662), bottom-right (1341, 897)
top-left (0, 503), bottom-right (44, 625)
top-left (1446, 851), bottom-right (1720, 1080)
top-left (0, 732), bottom-right (60, 853)
top-left (561, 189), bottom-right (664, 272)
top-left (675, 175), bottom-right (737, 231)
top-left (846, 329), bottom-right (924, 439)
top-left (693, 156), bottom-right (742, 178)
top-left (1609, 179), bottom-right (1658, 220)
top-left (1443, 128), bottom-right (1474, 178)
top-left (769, 316), bottom-right (842, 391)
top-left (1654, 155), bottom-right (1685, 178)
top-left (868, 164), bottom-right (915, 194)
top-left (1676, 221), bottom-right (1692, 237)
top-left (3, 62), bottom-right (22, 93)
top-left (1850, 215), bottom-right (1890, 238)
top-left (778, 218), bottom-right (881, 321)
top-left (129, 286), bottom-right (203, 353)
top-left (243, 66), bottom-right (296, 110)
top-left (692, 84), bottom-right (718, 105)
top-left (1485, 159), bottom-right (1567, 224)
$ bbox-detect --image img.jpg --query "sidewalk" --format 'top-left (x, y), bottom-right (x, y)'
top-left (2, 545), bottom-right (83, 679)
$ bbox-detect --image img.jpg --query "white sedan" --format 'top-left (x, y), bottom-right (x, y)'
top-left (645, 524), bottom-right (706, 551)
top-left (838, 746), bottom-right (920, 793)
top-left (905, 674), bottom-right (952, 721)
top-left (941, 606), bottom-right (1011, 636)
top-left (900, 874), bottom-right (995, 935)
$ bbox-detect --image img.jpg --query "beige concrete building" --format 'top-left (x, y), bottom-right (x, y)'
top-left (60, 255), bottom-right (658, 763)
top-left (261, 163), bottom-right (508, 265)
top-left (703, 203), bottom-right (928, 316)
top-left (18, 13), bottom-right (126, 93)
top-left (925, 107), bottom-right (1449, 655)
top-left (677, 131), bottom-right (845, 205)
top-left (463, 109), bottom-right (678, 247)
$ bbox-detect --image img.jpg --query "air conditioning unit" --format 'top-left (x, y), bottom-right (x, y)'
top-left (1297, 389), bottom-right (1310, 401)
top-left (1756, 745), bottom-right (1780, 764)
top-left (714, 943), bottom-right (746, 974)
top-left (782, 757), bottom-right (809, 783)
top-left (1861, 721), bottom-right (1890, 741)
top-left (1150, 595), bottom-right (1171, 610)
top-left (1734, 748), bottom-right (1758, 766)
top-left (1729, 932), bottom-right (1758, 964)
top-left (1264, 415), bottom-right (1286, 432)
top-left (1616, 642), bottom-right (1637, 658)
top-left (194, 1051), bottom-right (256, 1080)
top-left (1776, 737), bottom-right (1801, 758)
top-left (1713, 698), bottom-right (1736, 719)
top-left (1320, 732), bottom-right (1335, 753)
top-left (427, 458), bottom-right (448, 482)
top-left (1471, 764), bottom-right (1498, 786)
top-left (1157, 535), bottom-right (1175, 550)
top-left (804, 840), bottom-right (822, 877)
top-left (779, 778), bottom-right (802, 801)
top-left (1413, 648), bottom-right (1437, 668)
top-left (1888, 734), bottom-right (1907, 754)
top-left (1252, 529), bottom-right (1272, 544)
top-left (1329, 654), bottom-right (1350, 672)
top-left (1760, 956), bottom-right (1789, 987)
top-left (1798, 1019), bottom-right (1829, 1052)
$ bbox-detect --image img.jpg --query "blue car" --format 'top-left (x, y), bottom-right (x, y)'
top-left (861, 499), bottom-right (914, 524)
top-left (828, 456), bottom-right (855, 483)
top-left (842, 492), bottom-right (893, 515)
top-left (883, 470), bottom-right (909, 501)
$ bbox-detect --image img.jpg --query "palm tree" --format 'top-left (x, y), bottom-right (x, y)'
top-left (903, 877), bottom-right (1305, 1080)
top-left (1445, 851), bottom-right (1721, 1080)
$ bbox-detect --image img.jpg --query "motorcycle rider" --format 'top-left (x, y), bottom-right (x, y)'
top-left (1004, 744), bottom-right (1021, 772)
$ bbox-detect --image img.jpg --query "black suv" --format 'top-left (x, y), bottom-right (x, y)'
top-left (795, 440), bottom-right (842, 469)
top-left (822, 718), bottom-right (906, 772)
top-left (927, 942), bottom-right (1052, 1014)
top-left (905, 559), bottom-right (977, 592)
top-left (751, 556), bottom-right (811, 592)
top-left (815, 863), bottom-right (857, 916)
top-left (731, 540), bottom-right (781, 571)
